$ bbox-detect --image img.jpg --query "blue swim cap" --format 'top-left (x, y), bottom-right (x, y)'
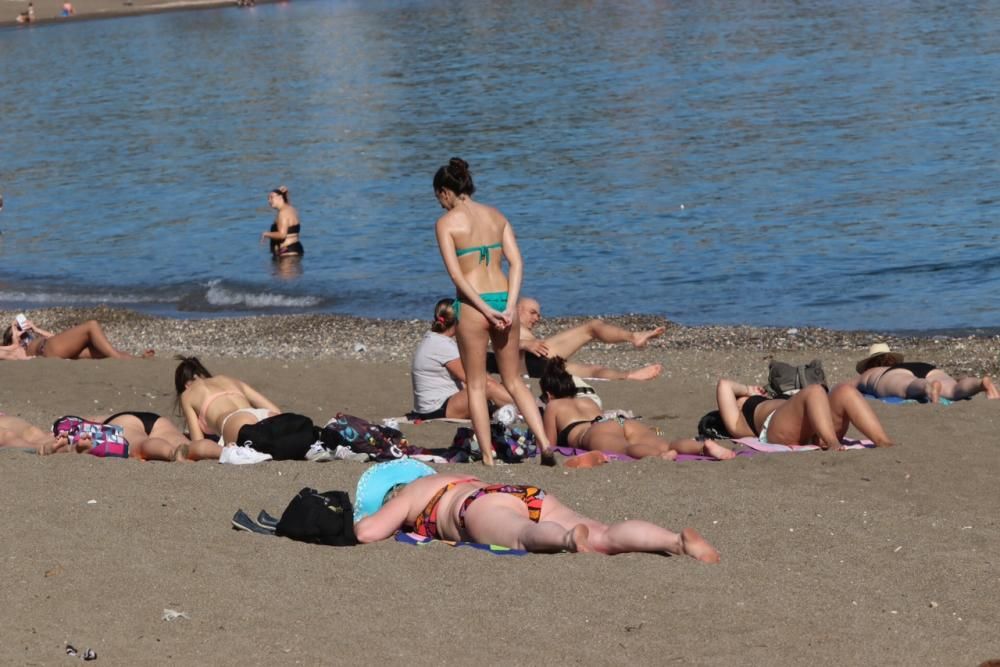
top-left (354, 459), bottom-right (436, 522)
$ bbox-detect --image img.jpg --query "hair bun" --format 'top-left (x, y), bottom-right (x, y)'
top-left (447, 158), bottom-right (469, 177)
top-left (277, 185), bottom-right (288, 194)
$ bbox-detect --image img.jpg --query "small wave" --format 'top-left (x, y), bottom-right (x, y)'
top-left (203, 280), bottom-right (322, 309)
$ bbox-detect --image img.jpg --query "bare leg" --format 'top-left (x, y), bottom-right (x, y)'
top-left (456, 308), bottom-right (500, 465)
top-left (545, 320), bottom-right (665, 359)
top-left (983, 376), bottom-right (1000, 399)
top-left (767, 384), bottom-right (840, 448)
top-left (186, 438), bottom-right (222, 461)
top-left (582, 421), bottom-right (676, 460)
top-left (461, 498), bottom-right (580, 552)
top-left (40, 320), bottom-right (152, 360)
top-left (541, 495), bottom-right (720, 561)
top-left (566, 360), bottom-right (663, 381)
top-left (490, 309), bottom-right (554, 465)
top-left (932, 370), bottom-right (994, 400)
top-left (132, 437), bottom-right (178, 462)
top-left (445, 380), bottom-right (515, 420)
top-left (828, 383), bottom-right (896, 447)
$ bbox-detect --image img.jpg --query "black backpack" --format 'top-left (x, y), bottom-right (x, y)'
top-left (236, 413), bottom-right (317, 460)
top-left (275, 487), bottom-right (358, 547)
top-left (697, 410), bottom-right (730, 440)
top-left (767, 359), bottom-right (827, 397)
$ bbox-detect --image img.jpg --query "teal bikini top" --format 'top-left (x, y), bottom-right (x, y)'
top-left (455, 243), bottom-right (502, 265)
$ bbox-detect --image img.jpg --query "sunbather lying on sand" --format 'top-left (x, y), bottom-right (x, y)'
top-left (0, 316), bottom-right (154, 360)
top-left (541, 357), bottom-right (734, 460)
top-left (851, 343), bottom-right (1000, 403)
top-left (488, 297), bottom-right (664, 380)
top-left (89, 412), bottom-right (221, 461)
top-left (353, 459), bottom-right (719, 561)
top-left (712, 378), bottom-right (897, 449)
top-left (175, 356), bottom-right (280, 464)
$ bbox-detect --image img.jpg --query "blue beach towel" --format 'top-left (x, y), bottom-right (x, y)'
top-left (394, 531), bottom-right (527, 556)
top-left (862, 393), bottom-right (953, 405)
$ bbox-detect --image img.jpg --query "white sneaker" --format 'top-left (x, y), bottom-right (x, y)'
top-left (305, 442), bottom-right (333, 462)
top-left (219, 445), bottom-right (273, 465)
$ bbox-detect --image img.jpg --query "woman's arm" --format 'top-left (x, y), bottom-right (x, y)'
top-left (354, 495), bottom-right (411, 543)
top-left (240, 381), bottom-right (281, 413)
top-left (499, 218), bottom-right (522, 318)
top-left (444, 357), bottom-right (467, 384)
top-left (716, 378), bottom-right (751, 437)
top-left (435, 217), bottom-right (508, 328)
top-left (260, 212), bottom-right (291, 242)
top-left (24, 320), bottom-right (54, 338)
top-left (0, 344), bottom-right (29, 360)
top-left (180, 394), bottom-right (204, 440)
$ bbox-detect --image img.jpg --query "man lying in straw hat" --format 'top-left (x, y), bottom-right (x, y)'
top-left (353, 459), bottom-right (720, 562)
top-left (850, 343), bottom-right (1000, 403)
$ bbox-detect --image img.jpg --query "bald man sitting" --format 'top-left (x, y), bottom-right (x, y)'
top-left (488, 297), bottom-right (664, 381)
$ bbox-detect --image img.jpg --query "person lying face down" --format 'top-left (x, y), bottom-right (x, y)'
top-left (352, 459), bottom-right (720, 562)
top-left (850, 343), bottom-right (1000, 403)
top-left (713, 378), bottom-right (897, 449)
top-left (540, 357), bottom-right (735, 461)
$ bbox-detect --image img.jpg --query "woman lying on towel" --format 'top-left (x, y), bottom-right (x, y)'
top-left (44, 412), bottom-right (222, 461)
top-left (541, 358), bottom-right (734, 460)
top-left (353, 459), bottom-right (720, 561)
top-left (175, 357), bottom-right (280, 464)
top-left (410, 298), bottom-right (515, 420)
top-left (851, 343), bottom-right (1000, 403)
top-left (0, 316), bottom-right (155, 360)
top-left (714, 378), bottom-right (896, 449)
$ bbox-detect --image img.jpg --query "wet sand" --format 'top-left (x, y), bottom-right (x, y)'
top-left (2, 307), bottom-right (999, 665)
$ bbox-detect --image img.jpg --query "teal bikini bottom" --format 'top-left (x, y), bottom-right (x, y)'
top-left (453, 291), bottom-right (509, 321)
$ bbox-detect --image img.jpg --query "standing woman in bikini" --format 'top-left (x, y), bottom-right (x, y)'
top-left (433, 158), bottom-right (554, 466)
top-left (260, 186), bottom-right (303, 258)
top-left (175, 357), bottom-right (280, 462)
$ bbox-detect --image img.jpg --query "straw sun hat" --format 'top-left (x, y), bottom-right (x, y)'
top-left (855, 343), bottom-right (905, 374)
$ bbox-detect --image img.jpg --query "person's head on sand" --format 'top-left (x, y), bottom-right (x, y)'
top-left (539, 357), bottom-right (577, 400)
top-left (268, 185), bottom-right (290, 210)
top-left (354, 459), bottom-right (436, 522)
top-left (174, 356), bottom-right (213, 395)
top-left (430, 298), bottom-right (457, 335)
top-left (855, 342), bottom-right (904, 374)
top-left (517, 298), bottom-right (541, 330)
top-left (432, 158), bottom-right (475, 210)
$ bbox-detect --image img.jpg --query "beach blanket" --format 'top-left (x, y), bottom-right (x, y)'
top-left (734, 437), bottom-right (874, 452)
top-left (553, 446), bottom-right (755, 462)
top-left (394, 531), bottom-right (527, 556)
top-left (862, 393), bottom-right (954, 405)
top-left (394, 416), bottom-right (471, 425)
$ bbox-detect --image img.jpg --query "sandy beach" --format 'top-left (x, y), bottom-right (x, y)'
top-left (1, 307), bottom-right (998, 664)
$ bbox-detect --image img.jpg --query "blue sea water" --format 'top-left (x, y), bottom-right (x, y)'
top-left (1, 0), bottom-right (998, 331)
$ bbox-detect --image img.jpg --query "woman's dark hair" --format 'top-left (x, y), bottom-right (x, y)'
top-left (540, 357), bottom-right (577, 399)
top-left (431, 298), bottom-right (457, 333)
top-left (174, 355), bottom-right (212, 395)
top-left (2, 325), bottom-right (12, 347)
top-left (433, 158), bottom-right (475, 196)
top-left (697, 410), bottom-right (731, 439)
top-left (272, 185), bottom-right (290, 203)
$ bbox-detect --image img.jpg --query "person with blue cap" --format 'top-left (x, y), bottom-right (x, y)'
top-left (353, 460), bottom-right (720, 562)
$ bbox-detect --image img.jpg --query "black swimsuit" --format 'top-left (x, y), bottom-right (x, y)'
top-left (271, 223), bottom-right (304, 257)
top-left (872, 362), bottom-right (938, 389)
top-left (740, 395), bottom-right (768, 436)
top-left (557, 420), bottom-right (593, 448)
top-left (104, 411), bottom-right (160, 436)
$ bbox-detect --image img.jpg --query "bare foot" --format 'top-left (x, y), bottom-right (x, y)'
top-left (540, 449), bottom-right (558, 467)
top-left (873, 438), bottom-right (899, 448)
top-left (74, 435), bottom-right (93, 453)
top-left (142, 349), bottom-right (156, 359)
top-left (567, 524), bottom-right (593, 553)
top-left (927, 380), bottom-right (942, 404)
top-left (565, 450), bottom-right (609, 469)
top-left (680, 528), bottom-right (720, 564)
top-left (660, 449), bottom-right (678, 461)
top-left (632, 326), bottom-right (666, 348)
top-left (626, 363), bottom-right (662, 381)
top-left (702, 439), bottom-right (736, 460)
top-left (983, 376), bottom-right (1000, 400)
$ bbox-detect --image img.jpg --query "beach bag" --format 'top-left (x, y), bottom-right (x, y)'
top-left (236, 413), bottom-right (317, 460)
top-left (52, 416), bottom-right (129, 458)
top-left (767, 359), bottom-right (827, 397)
top-left (275, 487), bottom-right (358, 547)
top-left (448, 424), bottom-right (537, 463)
top-left (319, 413), bottom-right (407, 461)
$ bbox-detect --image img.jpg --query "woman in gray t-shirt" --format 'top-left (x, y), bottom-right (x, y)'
top-left (410, 299), bottom-right (513, 420)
